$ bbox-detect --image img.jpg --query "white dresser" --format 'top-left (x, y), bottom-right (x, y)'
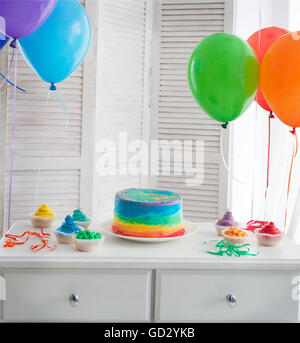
top-left (0, 222), bottom-right (300, 322)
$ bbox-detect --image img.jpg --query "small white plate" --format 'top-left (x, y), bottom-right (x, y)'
top-left (100, 219), bottom-right (199, 243)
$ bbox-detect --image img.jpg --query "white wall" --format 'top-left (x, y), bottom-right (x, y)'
top-left (231, 0), bottom-right (292, 231)
top-left (286, 0), bottom-right (300, 242)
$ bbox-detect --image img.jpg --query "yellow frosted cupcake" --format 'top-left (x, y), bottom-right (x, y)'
top-left (30, 204), bottom-right (56, 228)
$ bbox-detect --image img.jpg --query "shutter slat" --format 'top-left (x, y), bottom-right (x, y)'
top-left (158, 0), bottom-right (225, 222)
top-left (95, 0), bottom-right (146, 222)
top-left (4, 0), bottom-right (85, 226)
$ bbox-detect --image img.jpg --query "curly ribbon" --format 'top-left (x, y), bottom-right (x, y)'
top-left (34, 90), bottom-right (50, 208)
top-left (265, 111), bottom-right (274, 200)
top-left (284, 128), bottom-right (298, 231)
top-left (203, 239), bottom-right (259, 257)
top-left (33, 84), bottom-right (69, 208)
top-left (246, 220), bottom-right (268, 232)
top-left (50, 83), bottom-right (69, 128)
top-left (3, 227), bottom-right (56, 252)
top-left (220, 126), bottom-right (246, 184)
top-left (7, 46), bottom-right (18, 229)
top-left (0, 48), bottom-right (25, 92)
top-left (251, 0), bottom-right (262, 220)
top-left (54, 88), bottom-right (69, 128)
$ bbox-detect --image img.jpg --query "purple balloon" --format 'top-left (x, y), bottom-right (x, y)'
top-left (0, 0), bottom-right (57, 39)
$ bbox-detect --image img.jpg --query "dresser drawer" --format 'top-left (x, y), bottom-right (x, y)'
top-left (3, 269), bottom-right (152, 322)
top-left (155, 270), bottom-right (298, 322)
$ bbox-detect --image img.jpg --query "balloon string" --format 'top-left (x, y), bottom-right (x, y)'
top-left (284, 128), bottom-right (298, 231)
top-left (7, 47), bottom-right (18, 229)
top-left (265, 112), bottom-right (274, 200)
top-left (54, 89), bottom-right (69, 129)
top-left (251, 0), bottom-right (262, 220)
top-left (0, 48), bottom-right (14, 89)
top-left (34, 90), bottom-right (51, 209)
top-left (0, 72), bottom-right (26, 92)
top-left (220, 128), bottom-right (246, 184)
top-left (0, 49), bottom-right (25, 92)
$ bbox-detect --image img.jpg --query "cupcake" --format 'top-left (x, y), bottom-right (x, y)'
top-left (72, 209), bottom-right (91, 229)
top-left (55, 215), bottom-right (82, 244)
top-left (74, 230), bottom-right (105, 252)
top-left (215, 211), bottom-right (238, 236)
top-left (30, 204), bottom-right (56, 228)
top-left (255, 222), bottom-right (283, 247)
top-left (222, 227), bottom-right (248, 246)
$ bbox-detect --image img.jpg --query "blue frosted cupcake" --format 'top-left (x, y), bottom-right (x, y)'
top-left (55, 215), bottom-right (82, 244)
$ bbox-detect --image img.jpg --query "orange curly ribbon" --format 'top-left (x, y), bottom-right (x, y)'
top-left (4, 227), bottom-right (56, 252)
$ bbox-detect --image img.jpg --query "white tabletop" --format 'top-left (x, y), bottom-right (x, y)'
top-left (1, 221), bottom-right (300, 270)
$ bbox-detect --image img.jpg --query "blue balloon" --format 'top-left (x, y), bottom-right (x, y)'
top-left (18, 0), bottom-right (91, 85)
top-left (0, 33), bottom-right (9, 50)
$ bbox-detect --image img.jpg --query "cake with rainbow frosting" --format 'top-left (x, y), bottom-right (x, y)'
top-left (112, 188), bottom-right (185, 238)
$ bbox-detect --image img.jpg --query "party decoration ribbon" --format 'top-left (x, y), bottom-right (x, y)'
top-left (246, 220), bottom-right (268, 232)
top-left (220, 127), bottom-right (246, 184)
top-left (203, 239), bottom-right (259, 257)
top-left (265, 111), bottom-right (274, 200)
top-left (284, 128), bottom-right (298, 230)
top-left (4, 227), bottom-right (56, 253)
top-left (7, 46), bottom-right (18, 230)
top-left (0, 48), bottom-right (25, 92)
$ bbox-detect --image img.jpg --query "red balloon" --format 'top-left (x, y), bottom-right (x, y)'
top-left (247, 26), bottom-right (289, 111)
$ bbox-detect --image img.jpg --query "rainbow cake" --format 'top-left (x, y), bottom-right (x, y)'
top-left (112, 189), bottom-right (185, 238)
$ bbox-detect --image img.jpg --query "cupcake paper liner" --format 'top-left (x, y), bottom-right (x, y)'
top-left (74, 236), bottom-right (105, 252)
top-left (222, 229), bottom-right (249, 246)
top-left (74, 218), bottom-right (91, 230)
top-left (215, 222), bottom-right (230, 236)
top-left (30, 214), bottom-right (55, 228)
top-left (54, 231), bottom-right (76, 244)
top-left (255, 229), bottom-right (284, 247)
top-left (214, 221), bottom-right (241, 237)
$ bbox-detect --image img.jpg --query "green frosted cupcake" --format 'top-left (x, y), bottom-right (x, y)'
top-left (74, 230), bottom-right (104, 252)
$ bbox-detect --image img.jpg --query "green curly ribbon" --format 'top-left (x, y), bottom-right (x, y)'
top-left (203, 239), bottom-right (259, 257)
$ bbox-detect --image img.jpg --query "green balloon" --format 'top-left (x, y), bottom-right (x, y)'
top-left (187, 33), bottom-right (259, 123)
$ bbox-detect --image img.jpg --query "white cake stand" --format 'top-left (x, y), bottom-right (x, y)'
top-left (100, 219), bottom-right (199, 243)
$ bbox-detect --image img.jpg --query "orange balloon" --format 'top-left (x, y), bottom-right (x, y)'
top-left (261, 31), bottom-right (300, 128)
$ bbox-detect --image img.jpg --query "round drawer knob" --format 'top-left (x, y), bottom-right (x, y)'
top-left (69, 293), bottom-right (79, 307)
top-left (226, 294), bottom-right (237, 308)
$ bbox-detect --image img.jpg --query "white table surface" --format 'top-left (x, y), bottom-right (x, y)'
top-left (1, 221), bottom-right (300, 270)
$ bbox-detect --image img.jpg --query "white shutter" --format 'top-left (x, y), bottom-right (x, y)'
top-left (94, 0), bottom-right (147, 222)
top-left (3, 0), bottom-right (90, 228)
top-left (152, 0), bottom-right (232, 221)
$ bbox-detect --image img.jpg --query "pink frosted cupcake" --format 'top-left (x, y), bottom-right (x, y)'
top-left (215, 211), bottom-right (238, 236)
top-left (255, 222), bottom-right (283, 247)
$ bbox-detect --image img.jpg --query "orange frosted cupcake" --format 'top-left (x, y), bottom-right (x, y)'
top-left (30, 204), bottom-right (56, 228)
top-left (222, 227), bottom-right (248, 246)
